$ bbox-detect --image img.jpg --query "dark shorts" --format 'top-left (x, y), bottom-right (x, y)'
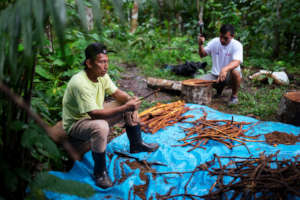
top-left (199, 68), bottom-right (242, 87)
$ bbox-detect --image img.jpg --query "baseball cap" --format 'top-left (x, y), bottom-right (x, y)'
top-left (82, 43), bottom-right (114, 66)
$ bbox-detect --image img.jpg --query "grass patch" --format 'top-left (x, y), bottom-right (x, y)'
top-left (231, 85), bottom-right (288, 121)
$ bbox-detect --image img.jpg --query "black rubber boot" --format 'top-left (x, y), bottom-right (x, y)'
top-left (126, 124), bottom-right (159, 153)
top-left (92, 151), bottom-right (113, 189)
top-left (213, 81), bottom-right (225, 98)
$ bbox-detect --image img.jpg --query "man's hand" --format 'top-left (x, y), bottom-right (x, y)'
top-left (217, 60), bottom-right (241, 82)
top-left (198, 35), bottom-right (205, 46)
top-left (125, 97), bottom-right (141, 112)
top-left (218, 68), bottom-right (228, 82)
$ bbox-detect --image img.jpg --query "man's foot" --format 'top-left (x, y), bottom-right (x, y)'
top-left (94, 171), bottom-right (113, 189)
top-left (130, 142), bottom-right (159, 153)
top-left (228, 96), bottom-right (239, 105)
top-left (126, 125), bottom-right (159, 153)
top-left (92, 151), bottom-right (113, 189)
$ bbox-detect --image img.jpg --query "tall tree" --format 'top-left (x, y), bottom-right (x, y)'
top-left (130, 0), bottom-right (139, 33)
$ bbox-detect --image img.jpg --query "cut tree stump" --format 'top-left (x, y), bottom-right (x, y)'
top-left (181, 79), bottom-right (215, 105)
top-left (277, 91), bottom-right (300, 126)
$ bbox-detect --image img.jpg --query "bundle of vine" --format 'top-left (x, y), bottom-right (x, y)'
top-left (176, 108), bottom-right (261, 152)
top-left (202, 152), bottom-right (300, 199)
top-left (138, 101), bottom-right (194, 134)
top-left (156, 152), bottom-right (300, 200)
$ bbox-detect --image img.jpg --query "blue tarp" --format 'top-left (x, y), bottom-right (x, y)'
top-left (46, 104), bottom-right (300, 199)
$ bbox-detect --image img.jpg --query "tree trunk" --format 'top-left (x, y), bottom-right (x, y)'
top-left (130, 1), bottom-right (138, 33)
top-left (273, 0), bottom-right (281, 58)
top-left (176, 12), bottom-right (182, 33)
top-left (197, 0), bottom-right (204, 25)
top-left (157, 0), bottom-right (164, 21)
top-left (277, 91), bottom-right (300, 126)
top-left (85, 7), bottom-right (94, 31)
top-left (45, 23), bottom-right (54, 53)
top-left (197, 0), bottom-right (205, 36)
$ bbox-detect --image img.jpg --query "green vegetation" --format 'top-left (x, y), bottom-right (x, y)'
top-left (234, 86), bottom-right (288, 121)
top-left (0, 0), bottom-right (299, 199)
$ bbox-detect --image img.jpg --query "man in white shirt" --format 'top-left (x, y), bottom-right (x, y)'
top-left (198, 24), bottom-right (243, 105)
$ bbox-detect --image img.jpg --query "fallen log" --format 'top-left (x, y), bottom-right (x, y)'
top-left (146, 77), bottom-right (181, 92)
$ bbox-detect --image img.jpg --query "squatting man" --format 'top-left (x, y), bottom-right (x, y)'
top-left (198, 24), bottom-right (243, 105)
top-left (62, 43), bottom-right (159, 188)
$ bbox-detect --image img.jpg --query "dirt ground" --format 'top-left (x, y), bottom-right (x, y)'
top-left (116, 63), bottom-right (179, 103)
top-left (116, 63), bottom-right (246, 117)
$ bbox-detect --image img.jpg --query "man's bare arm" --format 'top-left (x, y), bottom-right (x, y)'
top-left (198, 35), bottom-right (207, 58)
top-left (88, 104), bottom-right (128, 120)
top-left (223, 60), bottom-right (241, 71)
top-left (88, 90), bottom-right (141, 120)
top-left (218, 60), bottom-right (241, 82)
top-left (111, 89), bottom-right (132, 104)
top-left (88, 99), bottom-right (140, 119)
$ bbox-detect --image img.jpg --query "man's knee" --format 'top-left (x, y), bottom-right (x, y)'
top-left (200, 73), bottom-right (217, 81)
top-left (51, 121), bottom-right (68, 143)
top-left (231, 69), bottom-right (242, 82)
top-left (90, 120), bottom-right (110, 138)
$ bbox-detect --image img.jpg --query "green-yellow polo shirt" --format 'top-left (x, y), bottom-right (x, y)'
top-left (62, 70), bottom-right (117, 133)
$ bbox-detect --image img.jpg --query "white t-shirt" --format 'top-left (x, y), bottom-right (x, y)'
top-left (204, 37), bottom-right (243, 76)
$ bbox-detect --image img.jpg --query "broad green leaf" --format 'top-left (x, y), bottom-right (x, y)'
top-left (18, 43), bottom-right (24, 52)
top-left (29, 172), bottom-right (95, 198)
top-left (267, 77), bottom-right (274, 85)
top-left (62, 68), bottom-right (81, 77)
top-left (21, 125), bottom-right (60, 159)
top-left (39, 134), bottom-right (60, 159)
top-left (90, 33), bottom-right (100, 41)
top-left (35, 65), bottom-right (55, 80)
top-left (53, 59), bottom-right (65, 67)
top-left (21, 127), bottom-right (40, 149)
